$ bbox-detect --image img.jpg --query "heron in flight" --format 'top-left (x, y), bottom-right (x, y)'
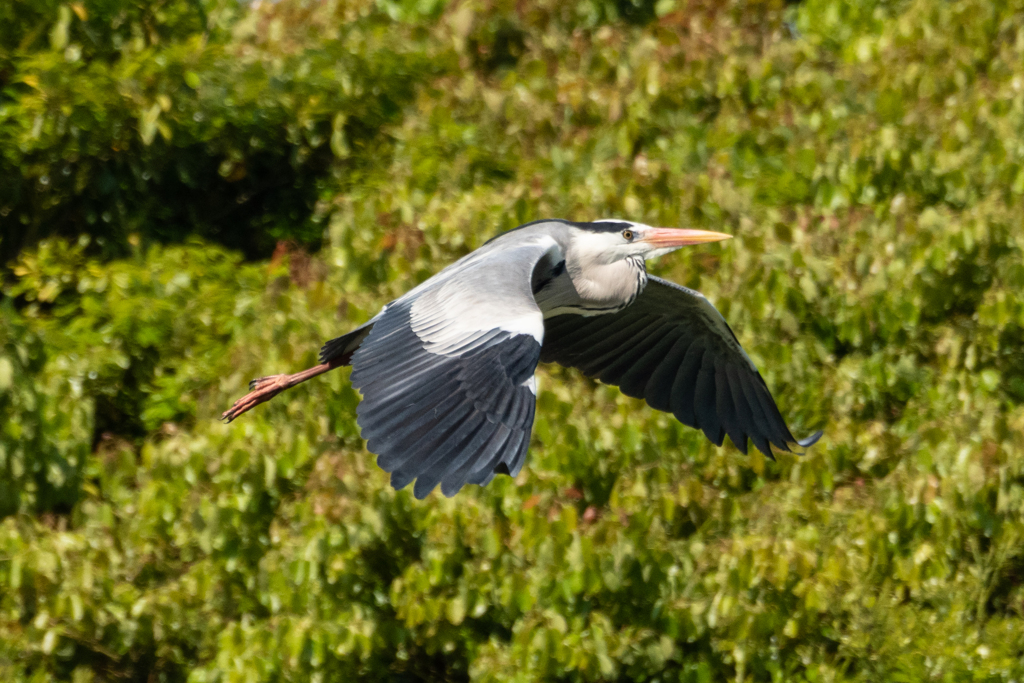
top-left (223, 219), bottom-right (821, 498)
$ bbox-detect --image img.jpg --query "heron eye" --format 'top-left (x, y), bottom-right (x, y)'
top-left (622, 229), bottom-right (634, 241)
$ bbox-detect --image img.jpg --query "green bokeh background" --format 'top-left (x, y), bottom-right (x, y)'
top-left (2, 0), bottom-right (1024, 680)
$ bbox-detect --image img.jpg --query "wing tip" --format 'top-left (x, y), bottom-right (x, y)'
top-left (796, 429), bottom-right (824, 449)
top-left (780, 429), bottom-right (824, 456)
top-left (754, 429), bottom-right (823, 459)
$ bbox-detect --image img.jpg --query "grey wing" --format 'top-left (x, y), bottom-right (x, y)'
top-left (349, 236), bottom-right (562, 498)
top-left (540, 276), bottom-right (822, 457)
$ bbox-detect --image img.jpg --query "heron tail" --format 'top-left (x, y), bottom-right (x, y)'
top-left (319, 318), bottom-right (377, 365)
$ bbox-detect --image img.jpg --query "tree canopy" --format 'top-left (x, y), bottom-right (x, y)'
top-left (2, 0), bottom-right (1024, 680)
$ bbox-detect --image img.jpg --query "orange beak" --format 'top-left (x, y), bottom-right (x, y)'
top-left (641, 227), bottom-right (733, 247)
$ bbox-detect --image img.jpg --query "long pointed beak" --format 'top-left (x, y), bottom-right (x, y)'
top-left (641, 227), bottom-right (733, 247)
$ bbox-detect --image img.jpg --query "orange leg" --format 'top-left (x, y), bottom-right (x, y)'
top-left (221, 358), bottom-right (344, 423)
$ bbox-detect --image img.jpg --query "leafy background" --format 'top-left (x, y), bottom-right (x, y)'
top-left (2, 0), bottom-right (1024, 680)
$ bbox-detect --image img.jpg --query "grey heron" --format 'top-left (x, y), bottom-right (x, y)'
top-left (223, 219), bottom-right (822, 498)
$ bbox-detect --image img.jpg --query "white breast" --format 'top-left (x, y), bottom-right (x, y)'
top-left (535, 257), bottom-right (647, 318)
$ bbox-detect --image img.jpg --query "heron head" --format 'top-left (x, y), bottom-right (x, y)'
top-left (581, 220), bottom-right (732, 263)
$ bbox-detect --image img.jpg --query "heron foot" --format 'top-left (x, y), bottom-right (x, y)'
top-left (220, 362), bottom-right (339, 424)
top-left (221, 374), bottom-right (290, 423)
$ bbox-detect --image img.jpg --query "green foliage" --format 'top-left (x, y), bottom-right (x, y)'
top-left (0, 0), bottom-right (437, 262)
top-left (3, 0), bottom-right (1024, 680)
top-left (0, 299), bottom-right (90, 518)
top-left (5, 237), bottom-right (267, 441)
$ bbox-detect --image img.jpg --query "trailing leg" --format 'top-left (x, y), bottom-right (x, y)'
top-left (221, 358), bottom-right (345, 422)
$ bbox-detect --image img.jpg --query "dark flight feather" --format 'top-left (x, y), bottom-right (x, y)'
top-left (541, 277), bottom-right (820, 457)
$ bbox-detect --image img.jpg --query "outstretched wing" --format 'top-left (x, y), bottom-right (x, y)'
top-left (540, 277), bottom-right (821, 457)
top-left (349, 236), bottom-right (563, 498)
